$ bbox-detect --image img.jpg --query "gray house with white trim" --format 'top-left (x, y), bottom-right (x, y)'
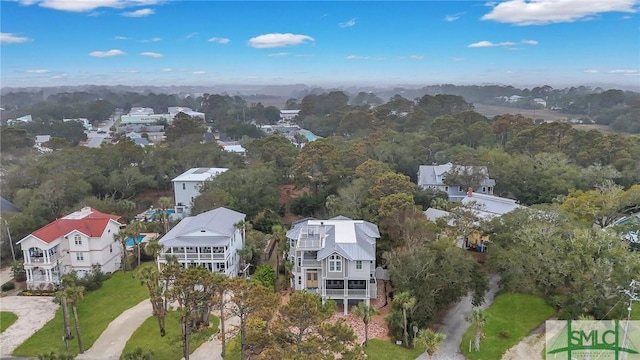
top-left (157, 207), bottom-right (245, 277)
top-left (417, 163), bottom-right (496, 202)
top-left (286, 216), bottom-right (380, 314)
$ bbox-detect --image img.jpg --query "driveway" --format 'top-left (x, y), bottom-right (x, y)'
top-left (0, 296), bottom-right (59, 357)
top-left (417, 273), bottom-right (501, 360)
top-left (75, 300), bottom-right (151, 360)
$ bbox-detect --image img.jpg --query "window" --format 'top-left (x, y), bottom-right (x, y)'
top-left (110, 244), bottom-right (113, 253)
top-left (356, 260), bottom-right (363, 270)
top-left (444, 186), bottom-right (449, 192)
top-left (182, 183), bottom-right (186, 190)
top-left (482, 186), bottom-right (487, 193)
top-left (74, 235), bottom-right (82, 245)
top-left (329, 255), bottom-right (342, 272)
top-left (298, 276), bottom-right (302, 285)
top-left (76, 252), bottom-right (84, 261)
top-left (458, 186), bottom-right (464, 192)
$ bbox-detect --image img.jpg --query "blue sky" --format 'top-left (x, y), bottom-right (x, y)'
top-left (1, 0), bottom-right (639, 89)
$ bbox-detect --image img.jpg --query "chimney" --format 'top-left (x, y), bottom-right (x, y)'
top-left (467, 187), bottom-right (473, 197)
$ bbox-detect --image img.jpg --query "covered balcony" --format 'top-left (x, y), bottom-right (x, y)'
top-left (160, 246), bottom-right (228, 262)
top-left (23, 246), bottom-right (62, 267)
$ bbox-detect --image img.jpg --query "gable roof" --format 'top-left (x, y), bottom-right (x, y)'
top-left (418, 163), bottom-right (494, 187)
top-left (159, 207), bottom-right (245, 247)
top-left (461, 193), bottom-right (523, 220)
top-left (288, 216), bottom-right (379, 261)
top-left (19, 207), bottom-right (121, 244)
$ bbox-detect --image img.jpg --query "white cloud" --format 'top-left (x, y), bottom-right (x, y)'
top-left (346, 55), bottom-right (370, 60)
top-left (141, 37), bottom-right (161, 42)
top-left (191, 71), bottom-right (206, 75)
top-left (26, 69), bottom-right (50, 73)
top-left (521, 39), bottom-right (538, 45)
top-left (161, 68), bottom-right (172, 72)
top-left (482, 0), bottom-right (638, 25)
top-left (89, 49), bottom-right (126, 57)
top-left (208, 37), bottom-right (230, 44)
top-left (409, 55), bottom-right (424, 60)
top-left (608, 69), bottom-right (640, 75)
top-left (0, 32), bottom-right (31, 44)
top-left (248, 33), bottom-right (314, 48)
top-left (121, 8), bottom-right (154, 17)
top-left (185, 32), bottom-right (199, 39)
top-left (445, 12), bottom-right (465, 22)
top-left (584, 69), bottom-right (599, 73)
top-left (140, 51), bottom-right (163, 58)
top-left (468, 40), bottom-right (516, 47)
top-left (452, 57), bottom-right (465, 62)
top-left (114, 35), bottom-right (128, 40)
top-left (17, 0), bottom-right (163, 12)
top-left (118, 70), bottom-right (139, 73)
top-left (339, 18), bottom-right (356, 27)
top-left (268, 52), bottom-right (289, 57)
top-left (51, 73), bottom-right (68, 79)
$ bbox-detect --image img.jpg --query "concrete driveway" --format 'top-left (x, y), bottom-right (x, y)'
top-left (0, 296), bottom-right (59, 357)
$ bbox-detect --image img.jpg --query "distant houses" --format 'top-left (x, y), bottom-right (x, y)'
top-left (417, 163), bottom-right (496, 202)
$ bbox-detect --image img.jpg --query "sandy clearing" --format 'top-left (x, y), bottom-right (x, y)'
top-left (0, 296), bottom-right (59, 357)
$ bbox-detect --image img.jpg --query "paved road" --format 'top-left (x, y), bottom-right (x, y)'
top-left (417, 274), bottom-right (501, 360)
top-left (75, 300), bottom-right (152, 360)
top-left (0, 296), bottom-right (59, 357)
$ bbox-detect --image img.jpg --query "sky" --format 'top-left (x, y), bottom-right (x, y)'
top-left (1, 0), bottom-right (639, 90)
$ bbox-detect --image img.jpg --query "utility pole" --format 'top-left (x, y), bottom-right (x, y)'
top-left (4, 220), bottom-right (16, 262)
top-left (621, 279), bottom-right (639, 360)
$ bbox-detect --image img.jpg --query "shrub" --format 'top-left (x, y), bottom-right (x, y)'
top-left (1, 281), bottom-right (15, 292)
top-left (498, 329), bottom-right (511, 339)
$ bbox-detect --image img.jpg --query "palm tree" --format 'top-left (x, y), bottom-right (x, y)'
top-left (464, 307), bottom-right (486, 352)
top-left (145, 240), bottom-right (163, 266)
top-left (393, 291), bottom-right (416, 347)
top-left (114, 232), bottom-right (130, 272)
top-left (65, 285), bottom-right (85, 353)
top-left (127, 221), bottom-right (147, 269)
top-left (414, 328), bottom-right (446, 359)
top-left (138, 266), bottom-right (166, 336)
top-left (157, 197), bottom-right (173, 235)
top-left (352, 302), bottom-right (380, 347)
top-left (54, 290), bottom-right (73, 348)
top-left (271, 224), bottom-right (287, 291)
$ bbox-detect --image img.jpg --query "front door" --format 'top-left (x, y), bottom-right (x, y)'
top-left (306, 271), bottom-right (318, 288)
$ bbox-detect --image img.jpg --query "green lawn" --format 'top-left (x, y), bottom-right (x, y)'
top-left (122, 312), bottom-right (219, 360)
top-left (0, 311), bottom-right (18, 333)
top-left (13, 263), bottom-right (153, 357)
top-left (224, 335), bottom-right (241, 360)
top-left (365, 339), bottom-right (425, 360)
top-left (461, 293), bottom-right (555, 360)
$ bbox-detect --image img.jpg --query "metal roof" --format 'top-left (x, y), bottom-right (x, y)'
top-left (159, 207), bottom-right (245, 247)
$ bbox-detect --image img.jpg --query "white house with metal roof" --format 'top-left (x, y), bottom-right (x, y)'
top-left (286, 216), bottom-right (380, 314)
top-left (157, 207), bottom-right (245, 277)
top-left (461, 192), bottom-right (523, 220)
top-left (172, 167), bottom-right (228, 216)
top-left (417, 163), bottom-right (496, 202)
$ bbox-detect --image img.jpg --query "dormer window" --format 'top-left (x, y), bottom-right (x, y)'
top-left (329, 254), bottom-right (342, 272)
top-left (74, 235), bottom-right (82, 245)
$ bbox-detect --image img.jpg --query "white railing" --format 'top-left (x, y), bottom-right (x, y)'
top-left (25, 253), bottom-right (61, 266)
top-left (163, 253), bottom-right (226, 261)
top-left (324, 289), bottom-right (369, 298)
top-left (301, 259), bottom-right (320, 267)
top-left (30, 275), bottom-right (60, 283)
top-left (296, 239), bottom-right (321, 249)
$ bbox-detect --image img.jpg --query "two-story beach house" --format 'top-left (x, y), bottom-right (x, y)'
top-left (417, 163), bottom-right (496, 202)
top-left (16, 207), bottom-right (123, 290)
top-left (287, 216), bottom-right (380, 314)
top-left (157, 207), bottom-right (245, 277)
top-left (172, 167), bottom-right (228, 217)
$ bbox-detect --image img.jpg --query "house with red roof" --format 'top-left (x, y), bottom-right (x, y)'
top-left (17, 206), bottom-right (124, 290)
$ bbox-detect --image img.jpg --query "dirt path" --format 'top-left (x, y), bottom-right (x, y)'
top-left (75, 299), bottom-right (152, 360)
top-left (185, 312), bottom-right (240, 360)
top-left (416, 274), bottom-right (501, 360)
top-left (0, 296), bottom-right (59, 356)
top-left (501, 322), bottom-right (546, 360)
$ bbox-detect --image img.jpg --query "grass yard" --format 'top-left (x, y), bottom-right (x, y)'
top-left (632, 303), bottom-right (640, 320)
top-left (365, 339), bottom-right (425, 360)
top-left (0, 311), bottom-right (18, 333)
top-left (122, 312), bottom-right (219, 360)
top-left (13, 263), bottom-right (153, 357)
top-left (224, 335), bottom-right (241, 360)
top-left (461, 293), bottom-right (555, 360)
